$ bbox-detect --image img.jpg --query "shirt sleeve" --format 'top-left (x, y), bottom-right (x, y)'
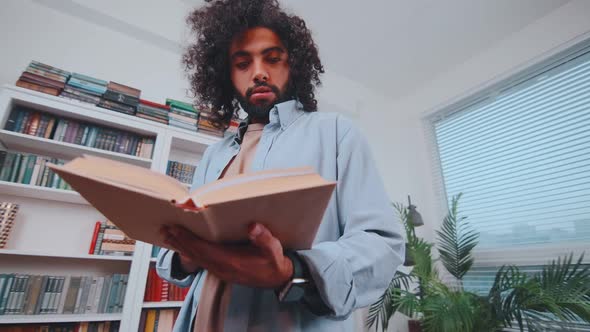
top-left (155, 143), bottom-right (213, 286)
top-left (297, 118), bottom-right (405, 319)
top-left (156, 249), bottom-right (196, 287)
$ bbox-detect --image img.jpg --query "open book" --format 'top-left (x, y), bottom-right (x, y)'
top-left (49, 155), bottom-right (336, 250)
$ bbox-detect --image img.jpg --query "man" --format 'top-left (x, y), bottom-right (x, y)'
top-left (157, 0), bottom-right (404, 331)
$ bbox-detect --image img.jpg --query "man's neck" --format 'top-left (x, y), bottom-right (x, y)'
top-left (249, 116), bottom-right (269, 124)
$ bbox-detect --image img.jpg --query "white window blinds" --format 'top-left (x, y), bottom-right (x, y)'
top-left (430, 40), bottom-right (590, 330)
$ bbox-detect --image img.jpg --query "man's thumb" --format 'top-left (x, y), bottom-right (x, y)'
top-left (249, 223), bottom-right (282, 259)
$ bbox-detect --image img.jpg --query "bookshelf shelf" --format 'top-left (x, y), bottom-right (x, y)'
top-left (4, 85), bottom-right (221, 147)
top-left (0, 249), bottom-right (133, 261)
top-left (0, 313), bottom-right (122, 324)
top-left (0, 180), bottom-right (87, 205)
top-left (142, 301), bottom-right (183, 309)
top-left (0, 130), bottom-right (152, 168)
top-left (0, 84), bottom-right (218, 331)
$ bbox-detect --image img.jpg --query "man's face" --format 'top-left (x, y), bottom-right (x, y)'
top-left (229, 27), bottom-right (291, 119)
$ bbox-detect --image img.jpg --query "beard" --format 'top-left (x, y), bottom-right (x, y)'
top-left (236, 82), bottom-right (293, 119)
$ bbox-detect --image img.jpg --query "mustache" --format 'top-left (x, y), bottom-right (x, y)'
top-left (245, 82), bottom-right (281, 99)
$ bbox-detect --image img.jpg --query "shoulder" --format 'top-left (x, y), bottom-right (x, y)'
top-left (300, 111), bottom-right (361, 142)
top-left (200, 134), bottom-right (234, 164)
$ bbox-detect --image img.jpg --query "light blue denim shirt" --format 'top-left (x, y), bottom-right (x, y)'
top-left (157, 100), bottom-right (405, 332)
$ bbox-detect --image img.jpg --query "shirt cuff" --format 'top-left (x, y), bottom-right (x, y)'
top-left (170, 251), bottom-right (192, 280)
top-left (283, 250), bottom-right (332, 315)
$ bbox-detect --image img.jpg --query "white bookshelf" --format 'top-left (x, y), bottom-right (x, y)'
top-left (142, 302), bottom-right (183, 309)
top-left (0, 129), bottom-right (152, 168)
top-left (0, 249), bottom-right (133, 261)
top-left (0, 313), bottom-right (122, 324)
top-left (0, 181), bottom-right (87, 205)
top-left (0, 84), bottom-right (219, 330)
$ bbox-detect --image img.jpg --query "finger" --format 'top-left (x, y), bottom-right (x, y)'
top-left (160, 226), bottom-right (183, 252)
top-left (165, 226), bottom-right (198, 255)
top-left (248, 223), bottom-right (283, 262)
top-left (168, 225), bottom-right (222, 264)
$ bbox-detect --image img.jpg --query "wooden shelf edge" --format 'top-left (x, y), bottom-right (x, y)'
top-left (0, 249), bottom-right (134, 261)
top-left (0, 313), bottom-right (122, 324)
top-left (142, 302), bottom-right (183, 309)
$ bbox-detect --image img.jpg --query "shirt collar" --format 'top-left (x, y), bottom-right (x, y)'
top-left (233, 99), bottom-right (304, 144)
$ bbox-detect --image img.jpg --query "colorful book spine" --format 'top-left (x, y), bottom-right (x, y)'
top-left (0, 203), bottom-right (19, 249)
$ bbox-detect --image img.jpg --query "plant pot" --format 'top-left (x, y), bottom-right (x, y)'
top-left (408, 320), bottom-right (422, 332)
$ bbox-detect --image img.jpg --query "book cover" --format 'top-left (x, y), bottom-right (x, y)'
top-left (15, 80), bottom-right (60, 96)
top-left (103, 90), bottom-right (140, 107)
top-left (97, 99), bottom-right (136, 115)
top-left (22, 275), bottom-right (41, 315)
top-left (165, 99), bottom-right (196, 113)
top-left (30, 61), bottom-right (71, 78)
top-left (106, 82), bottom-right (141, 98)
top-left (0, 274), bottom-right (14, 314)
top-left (62, 276), bottom-right (80, 314)
top-left (67, 77), bottom-right (107, 95)
top-left (49, 155), bottom-right (335, 250)
top-left (139, 99), bottom-right (170, 110)
top-left (88, 221), bottom-right (101, 254)
top-left (144, 309), bottom-right (157, 332)
top-left (70, 72), bottom-right (107, 87)
top-left (19, 72), bottom-right (66, 89)
top-left (0, 203), bottom-right (19, 249)
top-left (24, 66), bottom-right (67, 83)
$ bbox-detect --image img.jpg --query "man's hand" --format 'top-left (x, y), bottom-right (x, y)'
top-left (160, 223), bottom-right (294, 288)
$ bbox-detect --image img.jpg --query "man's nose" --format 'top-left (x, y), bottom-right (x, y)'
top-left (253, 61), bottom-right (269, 83)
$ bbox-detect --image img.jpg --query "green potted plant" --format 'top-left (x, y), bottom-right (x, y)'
top-left (367, 194), bottom-right (590, 332)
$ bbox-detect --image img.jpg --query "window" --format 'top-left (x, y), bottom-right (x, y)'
top-left (429, 38), bottom-right (590, 330)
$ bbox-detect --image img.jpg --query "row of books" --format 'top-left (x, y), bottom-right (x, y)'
top-left (15, 61), bottom-right (70, 97)
top-left (88, 220), bottom-right (135, 256)
top-left (4, 106), bottom-right (155, 159)
top-left (0, 202), bottom-right (19, 249)
top-left (197, 111), bottom-right (225, 137)
top-left (15, 61), bottom-right (142, 116)
top-left (15, 60), bottom-right (238, 137)
top-left (136, 100), bottom-right (169, 125)
top-left (0, 321), bottom-right (120, 332)
top-left (166, 99), bottom-right (199, 132)
top-left (139, 308), bottom-right (179, 332)
top-left (144, 267), bottom-right (188, 303)
top-left (0, 274), bottom-right (128, 316)
top-left (0, 151), bottom-right (70, 190)
top-left (165, 160), bottom-right (197, 186)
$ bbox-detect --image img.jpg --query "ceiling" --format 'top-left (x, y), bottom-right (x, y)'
top-left (50, 0), bottom-right (569, 99)
top-left (280, 0), bottom-right (569, 99)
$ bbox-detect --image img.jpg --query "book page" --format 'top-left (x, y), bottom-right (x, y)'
top-left (186, 167), bottom-right (330, 206)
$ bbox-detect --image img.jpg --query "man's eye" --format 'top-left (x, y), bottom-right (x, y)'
top-left (267, 57), bottom-right (281, 63)
top-left (236, 62), bottom-right (249, 69)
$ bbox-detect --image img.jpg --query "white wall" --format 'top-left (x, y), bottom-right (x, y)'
top-left (0, 0), bottom-right (191, 103)
top-left (3, 0), bottom-right (590, 331)
top-left (365, 0), bottom-right (590, 240)
top-left (356, 2), bottom-right (590, 331)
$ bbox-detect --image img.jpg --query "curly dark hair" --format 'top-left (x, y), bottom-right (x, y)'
top-left (183, 0), bottom-right (324, 128)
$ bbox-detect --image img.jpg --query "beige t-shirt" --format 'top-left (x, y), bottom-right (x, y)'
top-left (193, 123), bottom-right (265, 332)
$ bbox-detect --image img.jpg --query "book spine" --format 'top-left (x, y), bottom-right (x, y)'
top-left (56, 275), bottom-right (71, 314)
top-left (16, 80), bottom-right (60, 96)
top-left (24, 67), bottom-right (67, 83)
top-left (0, 275), bottom-right (14, 314)
top-left (93, 221), bottom-right (106, 255)
top-left (88, 221), bottom-right (101, 254)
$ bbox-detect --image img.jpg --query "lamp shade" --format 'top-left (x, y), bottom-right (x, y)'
top-left (408, 195), bottom-right (424, 227)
